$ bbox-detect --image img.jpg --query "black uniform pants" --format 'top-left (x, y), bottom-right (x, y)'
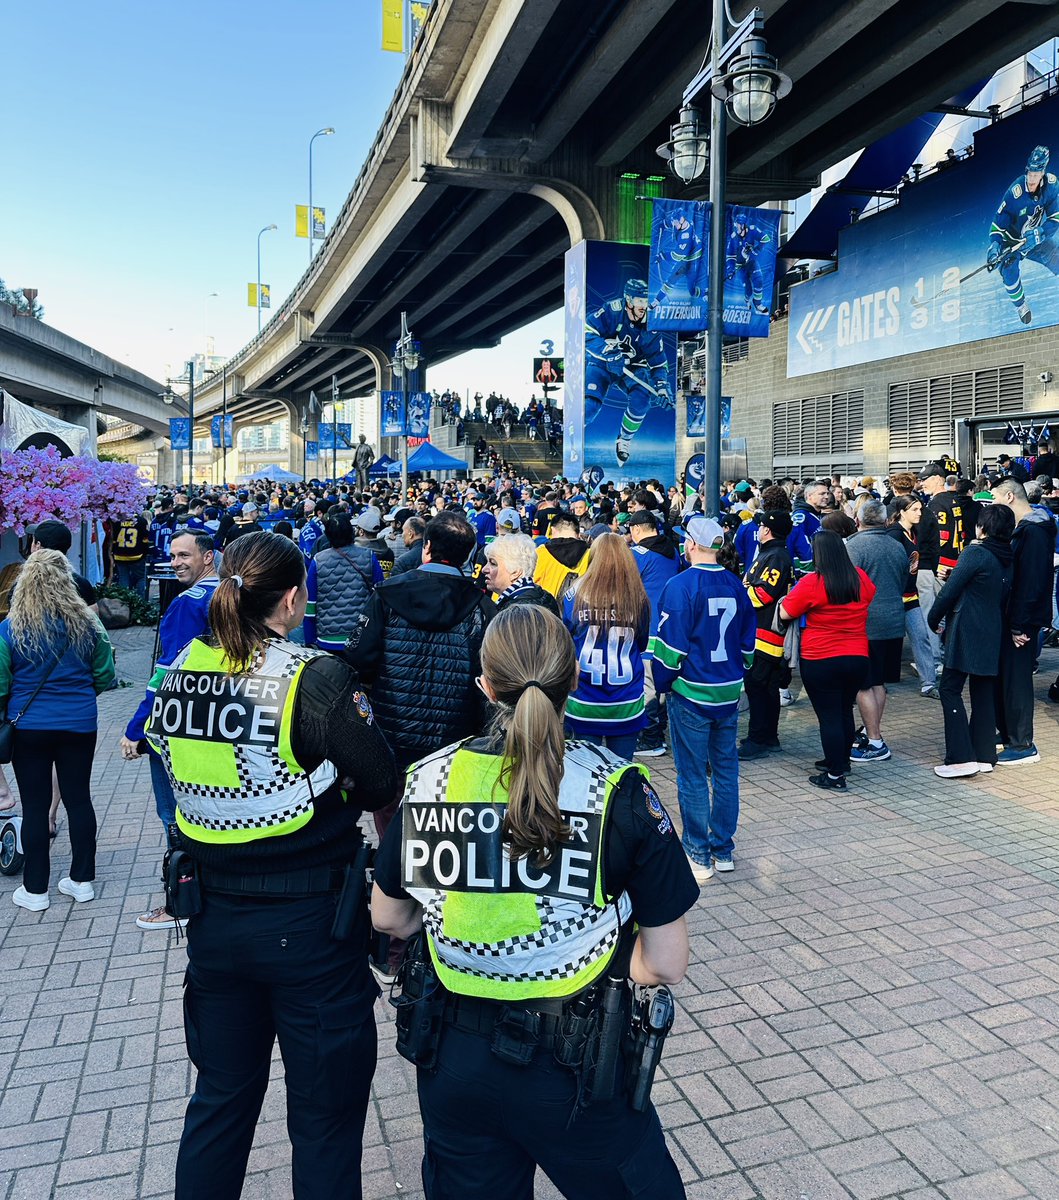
top-left (939, 668), bottom-right (997, 766)
top-left (417, 1024), bottom-right (686, 1200)
top-left (996, 629), bottom-right (1039, 750)
top-left (176, 891), bottom-right (378, 1200)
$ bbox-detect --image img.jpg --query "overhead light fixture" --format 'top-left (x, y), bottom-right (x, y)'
top-left (657, 106), bottom-right (709, 184)
top-left (713, 34), bottom-right (791, 127)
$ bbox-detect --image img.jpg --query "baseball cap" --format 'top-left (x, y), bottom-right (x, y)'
top-left (753, 509), bottom-right (794, 538)
top-left (684, 516), bottom-right (725, 549)
top-left (918, 465), bottom-right (945, 481)
top-left (356, 510), bottom-right (382, 533)
top-left (734, 480), bottom-right (753, 498)
top-left (389, 507), bottom-right (414, 527)
top-left (627, 510), bottom-right (658, 530)
top-left (587, 523), bottom-right (612, 542)
top-left (570, 494), bottom-right (588, 506)
top-left (496, 508), bottom-right (521, 530)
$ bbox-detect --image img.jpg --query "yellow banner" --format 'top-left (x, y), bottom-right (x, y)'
top-left (295, 204), bottom-right (309, 239)
top-left (247, 283), bottom-right (258, 308)
top-left (382, 1), bottom-right (402, 52)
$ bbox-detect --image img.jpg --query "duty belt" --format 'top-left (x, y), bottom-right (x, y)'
top-left (198, 863), bottom-right (345, 897)
top-left (443, 991), bottom-right (566, 1049)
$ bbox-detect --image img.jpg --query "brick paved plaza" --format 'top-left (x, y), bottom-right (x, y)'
top-left (1, 626), bottom-right (1058, 1199)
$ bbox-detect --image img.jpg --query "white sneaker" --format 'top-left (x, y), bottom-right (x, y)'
top-left (933, 763), bottom-right (979, 779)
top-left (779, 689), bottom-right (795, 707)
top-left (13, 885), bottom-right (49, 911)
top-left (712, 856), bottom-right (735, 873)
top-left (135, 906), bottom-right (188, 931)
top-left (57, 878), bottom-right (95, 903)
top-left (976, 763), bottom-right (995, 773)
top-left (686, 853), bottom-right (714, 883)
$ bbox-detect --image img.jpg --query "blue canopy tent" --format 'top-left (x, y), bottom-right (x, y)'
top-left (369, 454), bottom-right (401, 477)
top-left (238, 463), bottom-right (302, 483)
top-left (405, 443), bottom-right (467, 474)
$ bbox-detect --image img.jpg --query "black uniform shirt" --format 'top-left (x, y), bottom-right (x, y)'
top-left (374, 739), bottom-right (699, 929)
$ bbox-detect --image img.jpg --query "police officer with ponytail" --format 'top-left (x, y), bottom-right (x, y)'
top-left (372, 604), bottom-right (698, 1199)
top-left (146, 531), bottom-right (398, 1200)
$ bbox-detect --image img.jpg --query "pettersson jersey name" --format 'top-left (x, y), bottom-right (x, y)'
top-left (401, 801), bottom-right (602, 902)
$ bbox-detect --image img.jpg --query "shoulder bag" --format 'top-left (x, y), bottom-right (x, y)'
top-left (0, 636), bottom-right (70, 764)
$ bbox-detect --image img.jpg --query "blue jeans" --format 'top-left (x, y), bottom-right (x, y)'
top-left (116, 558), bottom-right (148, 599)
top-left (576, 731), bottom-right (639, 761)
top-left (148, 749), bottom-right (176, 827)
top-left (667, 691), bottom-right (739, 864)
top-left (905, 606), bottom-right (936, 688)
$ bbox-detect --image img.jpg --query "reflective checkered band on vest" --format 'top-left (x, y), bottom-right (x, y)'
top-left (402, 739), bottom-right (636, 1000)
top-left (146, 638), bottom-right (336, 843)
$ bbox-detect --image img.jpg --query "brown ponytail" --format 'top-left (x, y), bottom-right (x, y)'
top-left (209, 532), bottom-right (306, 673)
top-left (480, 605), bottom-right (578, 866)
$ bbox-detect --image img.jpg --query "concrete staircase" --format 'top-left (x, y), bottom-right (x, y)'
top-left (462, 419), bottom-right (563, 482)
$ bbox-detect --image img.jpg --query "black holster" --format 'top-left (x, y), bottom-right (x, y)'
top-left (391, 933), bottom-right (446, 1071)
top-left (162, 848), bottom-right (202, 921)
top-left (330, 841), bottom-right (373, 941)
top-left (626, 985), bottom-right (676, 1111)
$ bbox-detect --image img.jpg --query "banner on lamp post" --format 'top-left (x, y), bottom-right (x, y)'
top-left (305, 440), bottom-right (319, 462)
top-left (169, 418), bottom-right (191, 451)
top-left (312, 206), bottom-right (326, 240)
top-left (295, 205), bottom-right (309, 239)
top-left (381, 390), bottom-right (406, 437)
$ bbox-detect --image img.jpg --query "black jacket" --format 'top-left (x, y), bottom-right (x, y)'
top-left (344, 567), bottom-right (493, 765)
top-left (495, 581), bottom-right (561, 617)
top-left (928, 540), bottom-right (1013, 676)
top-left (1008, 509), bottom-right (1057, 632)
top-left (390, 542), bottom-right (424, 577)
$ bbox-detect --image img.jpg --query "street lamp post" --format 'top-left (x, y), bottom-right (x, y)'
top-left (186, 360), bottom-right (195, 491)
top-left (308, 127), bottom-right (335, 266)
top-left (391, 312), bottom-right (420, 499)
top-left (203, 291), bottom-right (218, 359)
top-left (256, 223), bottom-right (278, 335)
top-left (657, 2), bottom-right (789, 517)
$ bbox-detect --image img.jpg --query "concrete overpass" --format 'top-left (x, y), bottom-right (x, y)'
top-left (187, 0), bottom-right (1059, 462)
top-left (0, 305), bottom-right (181, 455)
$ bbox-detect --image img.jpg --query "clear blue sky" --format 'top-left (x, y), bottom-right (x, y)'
top-left (2, 0), bottom-right (559, 404)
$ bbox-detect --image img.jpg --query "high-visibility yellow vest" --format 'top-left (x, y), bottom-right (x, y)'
top-left (145, 637), bottom-right (337, 845)
top-left (401, 740), bottom-right (641, 1001)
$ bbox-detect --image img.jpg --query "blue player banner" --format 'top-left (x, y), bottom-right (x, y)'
top-left (209, 415), bottom-right (234, 449)
top-left (319, 423), bottom-right (352, 450)
top-left (647, 198), bottom-right (709, 331)
top-left (578, 464), bottom-right (605, 495)
top-left (405, 391), bottom-right (432, 438)
top-left (686, 394), bottom-right (731, 439)
top-left (723, 206), bottom-right (781, 338)
top-left (305, 440), bottom-right (319, 462)
top-left (169, 418), bottom-right (190, 451)
top-left (683, 452), bottom-right (705, 499)
top-left (564, 240), bottom-right (678, 486)
top-left (380, 390), bottom-right (405, 437)
top-left (788, 93), bottom-right (1059, 378)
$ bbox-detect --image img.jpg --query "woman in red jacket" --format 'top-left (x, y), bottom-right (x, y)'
top-left (779, 531), bottom-right (875, 790)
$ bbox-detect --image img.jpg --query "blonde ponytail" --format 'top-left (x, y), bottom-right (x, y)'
top-left (480, 605), bottom-right (578, 866)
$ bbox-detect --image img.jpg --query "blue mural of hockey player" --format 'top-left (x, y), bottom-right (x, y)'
top-left (726, 208), bottom-right (772, 315)
top-left (651, 207), bottom-right (704, 307)
top-left (988, 144), bottom-right (1059, 324)
top-left (585, 278), bottom-right (673, 466)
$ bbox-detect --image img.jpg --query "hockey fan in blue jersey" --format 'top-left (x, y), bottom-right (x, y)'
top-left (653, 517), bottom-right (755, 883)
top-left (651, 207), bottom-right (704, 307)
top-left (585, 278), bottom-right (674, 467)
top-left (298, 499), bottom-right (329, 561)
top-left (726, 209), bottom-right (773, 316)
top-left (988, 145), bottom-right (1059, 324)
top-left (120, 531), bottom-right (219, 930)
top-left (148, 496), bottom-right (178, 567)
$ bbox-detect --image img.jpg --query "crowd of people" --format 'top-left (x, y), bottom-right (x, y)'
top-left (3, 446), bottom-right (1057, 1197)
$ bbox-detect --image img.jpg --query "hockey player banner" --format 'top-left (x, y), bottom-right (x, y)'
top-left (683, 452), bottom-right (705, 500)
top-left (647, 198), bottom-right (709, 331)
top-left (319, 423), bottom-right (352, 451)
top-left (169, 418), bottom-right (190, 451)
top-left (209, 415), bottom-right (234, 449)
top-left (723, 206), bottom-right (781, 338)
top-left (686, 394), bottom-right (731, 439)
top-left (305, 440), bottom-right (319, 462)
top-left (380, 390), bottom-right (405, 437)
top-left (563, 241), bottom-right (678, 486)
top-left (788, 91), bottom-right (1059, 378)
top-left (405, 391), bottom-right (431, 438)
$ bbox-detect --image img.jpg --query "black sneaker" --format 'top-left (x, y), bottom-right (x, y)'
top-left (1048, 681), bottom-right (1059, 705)
top-left (738, 740), bottom-right (773, 760)
top-left (809, 772), bottom-right (847, 790)
top-left (851, 727), bottom-right (869, 752)
top-left (815, 758), bottom-right (851, 773)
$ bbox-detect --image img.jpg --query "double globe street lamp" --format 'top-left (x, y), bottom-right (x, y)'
top-left (391, 311), bottom-right (421, 497)
top-left (657, 3), bottom-right (790, 517)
